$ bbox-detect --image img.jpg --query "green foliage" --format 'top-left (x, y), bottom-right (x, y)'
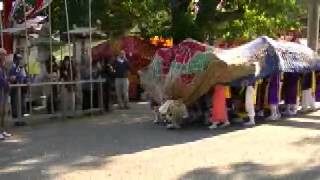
top-left (47, 0), bottom-right (303, 42)
top-left (51, 0), bottom-right (109, 33)
top-left (120, 0), bottom-right (171, 38)
top-left (222, 0), bottom-right (302, 41)
top-left (50, 0), bottom-right (170, 38)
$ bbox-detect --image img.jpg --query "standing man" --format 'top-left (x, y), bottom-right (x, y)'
top-left (0, 49), bottom-right (12, 140)
top-left (9, 52), bottom-right (28, 126)
top-left (114, 50), bottom-right (130, 109)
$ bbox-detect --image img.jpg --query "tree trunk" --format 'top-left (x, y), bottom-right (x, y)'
top-left (170, 0), bottom-right (192, 44)
top-left (307, 0), bottom-right (319, 51)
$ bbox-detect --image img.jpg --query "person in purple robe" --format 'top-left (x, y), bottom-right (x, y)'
top-left (301, 72), bottom-right (316, 112)
top-left (282, 72), bottom-right (300, 115)
top-left (0, 49), bottom-right (12, 140)
top-left (267, 73), bottom-right (281, 121)
top-left (315, 71), bottom-right (320, 102)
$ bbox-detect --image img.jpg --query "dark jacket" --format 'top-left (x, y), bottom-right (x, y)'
top-left (114, 58), bottom-right (129, 78)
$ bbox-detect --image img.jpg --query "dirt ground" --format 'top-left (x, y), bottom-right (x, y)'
top-left (1, 102), bottom-right (320, 180)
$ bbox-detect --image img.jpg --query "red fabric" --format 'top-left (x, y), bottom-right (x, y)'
top-left (3, 0), bottom-right (12, 27)
top-left (27, 0), bottom-right (53, 18)
top-left (173, 41), bottom-right (206, 64)
top-left (211, 85), bottom-right (228, 124)
top-left (153, 40), bottom-right (207, 85)
top-left (91, 42), bottom-right (113, 61)
top-left (92, 36), bottom-right (157, 73)
top-left (156, 48), bottom-right (174, 74)
top-left (180, 74), bottom-right (193, 84)
top-left (3, 0), bottom-right (13, 52)
top-left (120, 36), bottom-right (157, 73)
top-left (129, 82), bottom-right (137, 99)
top-left (27, 0), bottom-right (43, 18)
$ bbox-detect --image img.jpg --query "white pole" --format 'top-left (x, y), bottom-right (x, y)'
top-left (22, 0), bottom-right (30, 117)
top-left (64, 0), bottom-right (75, 112)
top-left (49, 4), bottom-right (54, 113)
top-left (23, 0), bottom-right (29, 73)
top-left (64, 0), bottom-right (73, 80)
top-left (49, 6), bottom-right (53, 74)
top-left (89, 0), bottom-right (93, 110)
top-left (0, 2), bottom-right (3, 48)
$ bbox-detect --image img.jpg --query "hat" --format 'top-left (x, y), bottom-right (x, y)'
top-left (0, 48), bottom-right (7, 55)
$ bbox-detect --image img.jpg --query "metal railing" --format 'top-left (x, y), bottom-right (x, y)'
top-left (9, 79), bottom-right (106, 122)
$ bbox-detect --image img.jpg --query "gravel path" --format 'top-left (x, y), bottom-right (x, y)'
top-left (1, 102), bottom-right (320, 180)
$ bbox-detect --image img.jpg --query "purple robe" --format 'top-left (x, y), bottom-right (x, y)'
top-left (283, 72), bottom-right (299, 104)
top-left (0, 67), bottom-right (9, 106)
top-left (316, 72), bottom-right (320, 102)
top-left (268, 73), bottom-right (280, 105)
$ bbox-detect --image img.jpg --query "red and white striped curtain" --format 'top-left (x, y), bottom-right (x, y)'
top-left (27, 0), bottom-right (53, 18)
top-left (3, 0), bottom-right (13, 53)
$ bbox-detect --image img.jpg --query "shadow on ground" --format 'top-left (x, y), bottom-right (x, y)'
top-left (267, 113), bottom-right (320, 131)
top-left (0, 103), bottom-right (254, 180)
top-left (1, 103), bottom-right (320, 180)
top-left (178, 162), bottom-right (320, 180)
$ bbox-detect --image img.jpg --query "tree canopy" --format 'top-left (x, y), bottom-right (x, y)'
top-left (46, 0), bottom-right (303, 43)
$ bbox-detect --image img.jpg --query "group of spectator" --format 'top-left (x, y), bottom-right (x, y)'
top-left (45, 49), bottom-right (131, 113)
top-left (0, 47), bottom-right (131, 141)
top-left (45, 55), bottom-right (76, 114)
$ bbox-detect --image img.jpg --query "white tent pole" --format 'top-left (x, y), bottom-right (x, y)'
top-left (49, 4), bottom-right (54, 113)
top-left (0, 1), bottom-right (3, 47)
top-left (23, 0), bottom-right (29, 73)
top-left (49, 6), bottom-right (53, 74)
top-left (64, 0), bottom-right (73, 80)
top-left (89, 0), bottom-right (93, 110)
top-left (22, 0), bottom-right (31, 116)
top-left (64, 0), bottom-right (76, 112)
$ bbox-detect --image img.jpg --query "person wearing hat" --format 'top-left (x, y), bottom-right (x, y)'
top-left (0, 48), bottom-right (12, 140)
top-left (9, 52), bottom-right (28, 126)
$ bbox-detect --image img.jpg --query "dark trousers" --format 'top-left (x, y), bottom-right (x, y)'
top-left (0, 90), bottom-right (7, 130)
top-left (256, 80), bottom-right (268, 110)
top-left (82, 89), bottom-right (99, 110)
top-left (47, 85), bottom-right (59, 114)
top-left (10, 88), bottom-right (26, 118)
top-left (103, 82), bottom-right (110, 111)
